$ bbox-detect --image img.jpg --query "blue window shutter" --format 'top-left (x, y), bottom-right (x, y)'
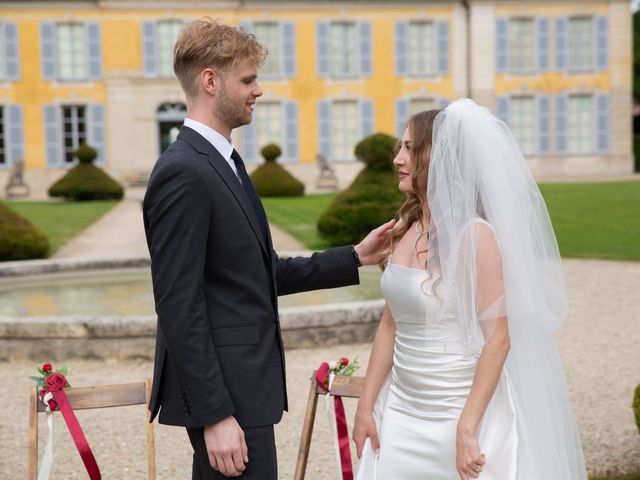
top-left (496, 18), bottom-right (509, 73)
top-left (538, 95), bottom-right (550, 155)
top-left (360, 99), bottom-right (375, 138)
top-left (436, 97), bottom-right (451, 109)
top-left (7, 104), bottom-right (24, 166)
top-left (395, 98), bottom-right (409, 138)
top-left (555, 94), bottom-right (568, 154)
top-left (596, 16), bottom-right (608, 71)
top-left (437, 21), bottom-right (449, 75)
top-left (359, 21), bottom-right (372, 77)
top-left (318, 100), bottom-right (332, 158)
top-left (284, 101), bottom-right (298, 162)
top-left (238, 21), bottom-right (254, 33)
top-left (40, 22), bottom-right (57, 80)
top-left (536, 17), bottom-right (549, 72)
top-left (4, 22), bottom-right (20, 81)
top-left (242, 120), bottom-right (258, 163)
top-left (88, 104), bottom-right (106, 165)
top-left (556, 17), bottom-right (567, 72)
top-left (316, 22), bottom-right (329, 77)
top-left (44, 104), bottom-right (62, 167)
top-left (596, 93), bottom-right (610, 154)
top-left (86, 23), bottom-right (102, 80)
top-left (394, 21), bottom-right (408, 76)
top-left (496, 95), bottom-right (509, 125)
top-left (282, 22), bottom-right (296, 78)
top-left (142, 21), bottom-right (157, 78)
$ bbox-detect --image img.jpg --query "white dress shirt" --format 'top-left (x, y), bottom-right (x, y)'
top-left (183, 118), bottom-right (239, 177)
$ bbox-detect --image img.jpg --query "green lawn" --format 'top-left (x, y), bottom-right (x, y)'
top-left (262, 180), bottom-right (640, 261)
top-left (261, 193), bottom-right (337, 250)
top-left (5, 200), bottom-right (119, 255)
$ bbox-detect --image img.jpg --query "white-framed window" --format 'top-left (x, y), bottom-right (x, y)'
top-left (509, 96), bottom-right (537, 155)
top-left (318, 98), bottom-right (374, 161)
top-left (44, 103), bottom-right (105, 167)
top-left (62, 105), bottom-right (87, 163)
top-left (567, 94), bottom-right (594, 154)
top-left (509, 18), bottom-right (536, 72)
top-left (255, 101), bottom-right (284, 154)
top-left (409, 97), bottom-right (435, 115)
top-left (317, 21), bottom-right (372, 79)
top-left (0, 106), bottom-right (5, 166)
top-left (568, 17), bottom-right (593, 72)
top-left (407, 21), bottom-right (436, 76)
top-left (142, 19), bottom-right (183, 78)
top-left (241, 99), bottom-right (298, 163)
top-left (254, 22), bottom-right (280, 77)
top-left (40, 22), bottom-right (101, 81)
top-left (395, 20), bottom-right (448, 77)
top-left (240, 21), bottom-right (296, 79)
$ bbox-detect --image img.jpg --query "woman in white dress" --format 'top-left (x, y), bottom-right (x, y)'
top-left (352, 99), bottom-right (587, 480)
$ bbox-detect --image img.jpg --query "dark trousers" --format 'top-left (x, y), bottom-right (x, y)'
top-left (187, 425), bottom-right (277, 480)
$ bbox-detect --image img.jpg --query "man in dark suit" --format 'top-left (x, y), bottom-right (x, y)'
top-left (143, 19), bottom-right (394, 479)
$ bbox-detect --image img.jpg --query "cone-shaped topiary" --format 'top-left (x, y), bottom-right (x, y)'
top-left (318, 133), bottom-right (403, 246)
top-left (250, 143), bottom-right (305, 197)
top-left (48, 144), bottom-right (124, 201)
top-left (0, 202), bottom-right (49, 261)
top-left (634, 383), bottom-right (640, 434)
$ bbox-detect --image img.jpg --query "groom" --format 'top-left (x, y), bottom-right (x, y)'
top-left (143, 18), bottom-right (393, 479)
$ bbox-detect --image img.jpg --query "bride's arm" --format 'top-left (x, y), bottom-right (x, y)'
top-left (456, 222), bottom-right (511, 479)
top-left (352, 303), bottom-right (396, 457)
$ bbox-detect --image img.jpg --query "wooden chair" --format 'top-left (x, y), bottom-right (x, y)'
top-left (28, 379), bottom-right (155, 480)
top-left (294, 372), bottom-right (364, 480)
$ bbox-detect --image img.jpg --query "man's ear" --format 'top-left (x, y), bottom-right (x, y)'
top-left (201, 68), bottom-right (218, 96)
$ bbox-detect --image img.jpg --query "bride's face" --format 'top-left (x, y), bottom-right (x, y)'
top-left (394, 128), bottom-right (415, 193)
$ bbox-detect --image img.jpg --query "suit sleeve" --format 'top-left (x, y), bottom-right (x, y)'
top-left (275, 246), bottom-right (360, 296)
top-left (144, 161), bottom-right (235, 428)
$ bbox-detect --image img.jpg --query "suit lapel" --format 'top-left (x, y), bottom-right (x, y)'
top-left (177, 127), bottom-right (269, 259)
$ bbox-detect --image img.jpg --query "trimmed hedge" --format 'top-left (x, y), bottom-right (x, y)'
top-left (318, 133), bottom-right (403, 246)
top-left (0, 202), bottom-right (49, 261)
top-left (634, 383), bottom-right (640, 434)
top-left (250, 143), bottom-right (305, 197)
top-left (49, 163), bottom-right (124, 201)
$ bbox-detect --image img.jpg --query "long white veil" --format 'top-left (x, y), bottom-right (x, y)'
top-left (427, 98), bottom-right (587, 479)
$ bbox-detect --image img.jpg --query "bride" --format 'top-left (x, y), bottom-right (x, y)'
top-left (352, 99), bottom-right (587, 479)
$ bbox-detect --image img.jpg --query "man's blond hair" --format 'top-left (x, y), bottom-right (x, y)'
top-left (173, 18), bottom-right (267, 100)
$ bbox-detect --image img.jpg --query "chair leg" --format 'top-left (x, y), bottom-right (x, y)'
top-left (294, 376), bottom-right (320, 480)
top-left (28, 387), bottom-right (38, 480)
top-left (145, 379), bottom-right (156, 480)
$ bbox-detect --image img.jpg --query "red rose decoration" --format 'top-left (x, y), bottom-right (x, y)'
top-left (45, 372), bottom-right (68, 392)
top-left (42, 363), bottom-right (53, 373)
top-left (39, 389), bottom-right (58, 410)
top-left (340, 357), bottom-right (349, 366)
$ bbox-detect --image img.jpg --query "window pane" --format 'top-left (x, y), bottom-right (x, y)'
top-left (569, 17), bottom-right (593, 71)
top-left (0, 106), bottom-right (5, 164)
top-left (330, 23), bottom-right (357, 76)
top-left (255, 101), bottom-right (283, 154)
top-left (158, 21), bottom-right (183, 77)
top-left (62, 105), bottom-right (87, 163)
top-left (57, 24), bottom-right (86, 80)
top-left (509, 18), bottom-right (535, 72)
top-left (331, 100), bottom-right (358, 160)
top-left (409, 98), bottom-right (434, 114)
top-left (0, 25), bottom-right (5, 80)
top-left (255, 23), bottom-right (280, 76)
top-left (407, 22), bottom-right (435, 76)
top-left (509, 96), bottom-right (537, 155)
top-left (568, 94), bottom-right (594, 154)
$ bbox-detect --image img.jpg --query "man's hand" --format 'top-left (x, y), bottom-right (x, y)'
top-left (204, 416), bottom-right (248, 477)
top-left (354, 219), bottom-right (396, 266)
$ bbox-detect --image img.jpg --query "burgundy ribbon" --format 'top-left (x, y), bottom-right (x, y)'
top-left (316, 363), bottom-right (354, 480)
top-left (44, 374), bottom-right (101, 480)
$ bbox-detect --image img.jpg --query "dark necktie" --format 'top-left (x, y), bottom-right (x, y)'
top-left (231, 149), bottom-right (269, 243)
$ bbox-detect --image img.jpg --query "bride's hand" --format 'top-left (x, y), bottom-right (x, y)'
top-left (455, 427), bottom-right (485, 479)
top-left (352, 405), bottom-right (379, 458)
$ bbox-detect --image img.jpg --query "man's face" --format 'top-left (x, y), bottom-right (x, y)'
top-left (213, 58), bottom-right (263, 131)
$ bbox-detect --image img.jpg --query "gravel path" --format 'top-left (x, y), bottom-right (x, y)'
top-left (0, 258), bottom-right (638, 478)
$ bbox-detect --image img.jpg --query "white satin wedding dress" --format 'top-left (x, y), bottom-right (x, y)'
top-left (355, 260), bottom-right (519, 479)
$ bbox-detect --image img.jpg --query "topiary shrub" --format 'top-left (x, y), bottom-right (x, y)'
top-left (250, 143), bottom-right (305, 197)
top-left (634, 383), bottom-right (640, 434)
top-left (0, 202), bottom-right (49, 261)
top-left (48, 144), bottom-right (124, 201)
top-left (317, 133), bottom-right (403, 246)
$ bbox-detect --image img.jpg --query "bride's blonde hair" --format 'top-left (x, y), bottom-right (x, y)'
top-left (380, 109), bottom-right (442, 269)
